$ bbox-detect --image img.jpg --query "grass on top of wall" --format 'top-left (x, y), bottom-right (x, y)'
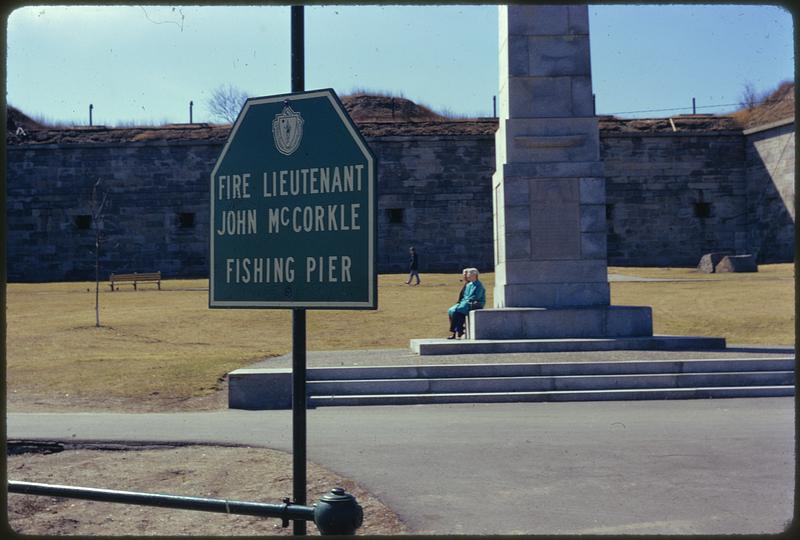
top-left (5, 264), bottom-right (794, 405)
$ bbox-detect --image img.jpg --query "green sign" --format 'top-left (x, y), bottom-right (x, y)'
top-left (209, 89), bottom-right (377, 309)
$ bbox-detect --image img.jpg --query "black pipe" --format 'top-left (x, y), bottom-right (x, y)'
top-left (8, 480), bottom-right (314, 522)
top-left (8, 482), bottom-right (363, 535)
top-left (292, 307), bottom-right (307, 535)
top-left (291, 6), bottom-right (304, 93)
top-left (290, 5), bottom-right (306, 536)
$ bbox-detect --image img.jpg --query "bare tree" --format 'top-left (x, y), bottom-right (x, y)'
top-left (89, 179), bottom-right (109, 327)
top-left (208, 85), bottom-right (249, 123)
top-left (739, 81), bottom-right (762, 111)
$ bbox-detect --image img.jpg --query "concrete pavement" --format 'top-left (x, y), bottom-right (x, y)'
top-left (6, 397), bottom-right (795, 535)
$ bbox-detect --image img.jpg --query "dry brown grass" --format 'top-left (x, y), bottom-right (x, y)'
top-left (610, 264), bottom-right (794, 346)
top-left (5, 265), bottom-right (794, 405)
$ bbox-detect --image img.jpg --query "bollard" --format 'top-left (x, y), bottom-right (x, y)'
top-left (313, 488), bottom-right (363, 535)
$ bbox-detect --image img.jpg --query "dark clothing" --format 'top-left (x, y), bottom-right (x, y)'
top-left (409, 251), bottom-right (418, 271)
top-left (406, 249), bottom-right (420, 285)
top-left (450, 311), bottom-right (467, 334)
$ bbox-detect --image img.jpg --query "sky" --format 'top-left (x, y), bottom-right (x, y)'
top-left (4, 3), bottom-right (795, 126)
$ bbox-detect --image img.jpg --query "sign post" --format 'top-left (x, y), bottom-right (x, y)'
top-left (291, 8), bottom-right (307, 536)
top-left (209, 84), bottom-right (377, 536)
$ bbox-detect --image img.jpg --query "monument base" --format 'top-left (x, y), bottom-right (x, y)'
top-left (468, 306), bottom-right (653, 340)
top-left (410, 335), bottom-right (726, 356)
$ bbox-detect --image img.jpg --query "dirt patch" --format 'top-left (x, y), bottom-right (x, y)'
top-left (5, 386), bottom-right (230, 414)
top-left (6, 443), bottom-right (407, 536)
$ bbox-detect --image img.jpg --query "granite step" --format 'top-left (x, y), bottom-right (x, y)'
top-left (307, 371), bottom-right (795, 396)
top-left (228, 357), bottom-right (795, 409)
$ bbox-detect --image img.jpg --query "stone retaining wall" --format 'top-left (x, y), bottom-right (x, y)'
top-left (744, 120), bottom-right (795, 263)
top-left (5, 120), bottom-right (794, 282)
top-left (602, 131), bottom-right (749, 266)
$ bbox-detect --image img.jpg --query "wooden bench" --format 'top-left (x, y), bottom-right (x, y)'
top-left (109, 271), bottom-right (161, 291)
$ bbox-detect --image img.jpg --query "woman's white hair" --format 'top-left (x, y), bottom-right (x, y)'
top-left (465, 267), bottom-right (479, 277)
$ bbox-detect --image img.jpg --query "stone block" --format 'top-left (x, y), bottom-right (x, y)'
top-left (501, 177), bottom-right (530, 203)
top-left (530, 177), bottom-right (579, 204)
top-left (605, 306), bottom-right (653, 337)
top-left (507, 4), bottom-right (569, 36)
top-left (502, 161), bottom-right (604, 179)
top-left (508, 77), bottom-right (574, 118)
top-left (496, 282), bottom-right (610, 308)
top-left (716, 254), bottom-right (758, 273)
top-left (531, 206), bottom-right (581, 260)
top-left (571, 76), bottom-right (595, 116)
top-left (470, 304), bottom-right (651, 340)
top-left (505, 233), bottom-right (531, 260)
top-left (503, 259), bottom-right (607, 284)
top-left (504, 205), bottom-right (531, 233)
top-left (580, 204), bottom-right (606, 232)
top-left (528, 35), bottom-right (592, 77)
top-left (520, 307), bottom-right (605, 338)
top-left (579, 177), bottom-right (606, 204)
top-left (506, 115), bottom-right (599, 138)
top-left (504, 118), bottom-right (600, 163)
top-left (507, 35), bottom-right (529, 77)
top-left (581, 231), bottom-right (607, 259)
top-left (498, 3), bottom-right (508, 45)
top-left (228, 368), bottom-right (292, 410)
top-left (567, 5), bottom-right (590, 35)
top-left (697, 252), bottom-right (732, 273)
top-left (493, 261), bottom-right (507, 286)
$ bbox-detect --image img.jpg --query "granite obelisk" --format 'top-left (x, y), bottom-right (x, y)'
top-left (472, 4), bottom-right (653, 339)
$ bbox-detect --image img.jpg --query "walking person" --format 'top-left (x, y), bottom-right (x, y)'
top-left (405, 246), bottom-right (420, 285)
top-left (447, 267), bottom-right (485, 339)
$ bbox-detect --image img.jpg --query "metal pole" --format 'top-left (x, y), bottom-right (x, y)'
top-left (292, 307), bottom-right (307, 535)
top-left (8, 481), bottom-right (363, 535)
top-left (89, 104), bottom-right (93, 126)
top-left (8, 480), bottom-right (315, 522)
top-left (291, 6), bottom-right (305, 94)
top-left (692, 97), bottom-right (696, 114)
top-left (493, 96), bottom-right (496, 118)
top-left (189, 100), bottom-right (193, 123)
top-left (291, 7), bottom-right (306, 535)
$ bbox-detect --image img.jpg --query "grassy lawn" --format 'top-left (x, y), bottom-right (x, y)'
top-left (5, 264), bottom-right (794, 403)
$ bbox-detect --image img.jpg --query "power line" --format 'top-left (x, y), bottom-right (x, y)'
top-left (605, 94), bottom-right (791, 116)
top-left (606, 103), bottom-right (739, 115)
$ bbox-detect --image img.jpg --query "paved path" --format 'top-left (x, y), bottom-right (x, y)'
top-left (7, 397), bottom-right (794, 535)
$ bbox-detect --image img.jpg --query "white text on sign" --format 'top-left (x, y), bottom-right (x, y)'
top-left (224, 256), bottom-right (353, 284)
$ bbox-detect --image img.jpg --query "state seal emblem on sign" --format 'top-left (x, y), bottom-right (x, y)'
top-left (272, 103), bottom-right (304, 155)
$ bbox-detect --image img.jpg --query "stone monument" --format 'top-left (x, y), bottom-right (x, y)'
top-left (411, 4), bottom-right (725, 353)
top-left (470, 4), bottom-right (653, 340)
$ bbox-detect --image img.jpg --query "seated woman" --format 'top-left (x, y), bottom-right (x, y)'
top-left (447, 267), bottom-right (485, 339)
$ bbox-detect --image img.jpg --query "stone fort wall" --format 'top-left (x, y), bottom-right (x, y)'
top-left (744, 119), bottom-right (795, 263)
top-left (5, 118), bottom-right (794, 282)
